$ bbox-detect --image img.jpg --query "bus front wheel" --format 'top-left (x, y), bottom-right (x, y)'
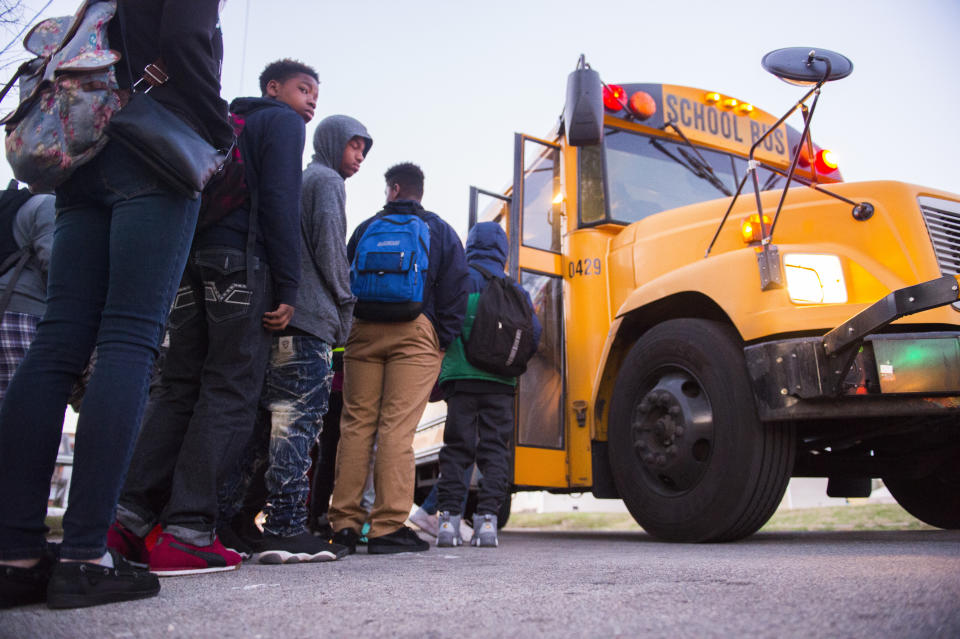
top-left (607, 319), bottom-right (795, 542)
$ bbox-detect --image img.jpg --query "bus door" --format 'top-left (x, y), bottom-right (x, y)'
top-left (510, 134), bottom-right (568, 488)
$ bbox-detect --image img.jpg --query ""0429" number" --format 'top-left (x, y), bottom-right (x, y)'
top-left (568, 258), bottom-right (601, 278)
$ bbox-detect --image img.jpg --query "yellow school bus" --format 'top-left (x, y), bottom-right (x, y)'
top-left (414, 49), bottom-right (960, 541)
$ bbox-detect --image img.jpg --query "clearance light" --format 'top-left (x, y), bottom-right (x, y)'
top-left (784, 253), bottom-right (847, 304)
top-left (628, 91), bottom-right (657, 120)
top-left (721, 97), bottom-right (738, 110)
top-left (603, 84), bottom-right (626, 111)
top-left (552, 191), bottom-right (565, 204)
top-left (815, 149), bottom-right (839, 174)
top-left (704, 92), bottom-right (722, 104)
top-left (736, 102), bottom-right (754, 115)
top-left (741, 213), bottom-right (772, 243)
top-left (795, 143), bottom-right (814, 167)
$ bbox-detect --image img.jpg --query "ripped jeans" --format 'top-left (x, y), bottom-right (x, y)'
top-left (220, 335), bottom-right (333, 537)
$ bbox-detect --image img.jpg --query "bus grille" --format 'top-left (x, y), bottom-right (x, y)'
top-left (918, 196), bottom-right (960, 311)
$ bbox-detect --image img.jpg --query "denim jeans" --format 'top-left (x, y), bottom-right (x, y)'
top-left (117, 246), bottom-right (273, 546)
top-left (0, 142), bottom-right (199, 560)
top-left (221, 336), bottom-right (332, 537)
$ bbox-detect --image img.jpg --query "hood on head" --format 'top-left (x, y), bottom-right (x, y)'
top-left (312, 115), bottom-right (372, 175)
top-left (229, 96), bottom-right (289, 116)
top-left (466, 221), bottom-right (507, 268)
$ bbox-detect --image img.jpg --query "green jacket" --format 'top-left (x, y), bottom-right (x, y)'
top-left (438, 292), bottom-right (516, 387)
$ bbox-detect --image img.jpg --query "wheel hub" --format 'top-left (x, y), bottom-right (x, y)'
top-left (630, 371), bottom-right (714, 494)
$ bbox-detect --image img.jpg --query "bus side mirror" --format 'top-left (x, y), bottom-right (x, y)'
top-left (563, 63), bottom-right (603, 147)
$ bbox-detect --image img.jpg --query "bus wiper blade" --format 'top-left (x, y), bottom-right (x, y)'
top-left (648, 139), bottom-right (729, 197)
top-left (661, 121), bottom-right (732, 196)
top-left (677, 148), bottom-right (733, 197)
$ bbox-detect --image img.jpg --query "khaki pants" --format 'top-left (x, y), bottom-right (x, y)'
top-left (328, 315), bottom-right (442, 538)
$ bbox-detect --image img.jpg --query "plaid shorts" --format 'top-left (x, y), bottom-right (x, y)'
top-left (0, 311), bottom-right (40, 402)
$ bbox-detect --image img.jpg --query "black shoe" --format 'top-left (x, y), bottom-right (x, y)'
top-left (254, 532), bottom-right (347, 564)
top-left (0, 544), bottom-right (58, 609)
top-left (46, 548), bottom-right (160, 609)
top-left (216, 524), bottom-right (262, 559)
top-left (331, 528), bottom-right (359, 555)
top-left (367, 526), bottom-right (430, 555)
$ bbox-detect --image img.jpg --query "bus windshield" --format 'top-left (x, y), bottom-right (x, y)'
top-left (600, 127), bottom-right (784, 225)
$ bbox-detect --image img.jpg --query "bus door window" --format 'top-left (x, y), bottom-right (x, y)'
top-left (517, 269), bottom-right (564, 449)
top-left (521, 139), bottom-right (562, 253)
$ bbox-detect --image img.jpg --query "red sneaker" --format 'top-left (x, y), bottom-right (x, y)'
top-left (148, 532), bottom-right (242, 577)
top-left (106, 520), bottom-right (149, 568)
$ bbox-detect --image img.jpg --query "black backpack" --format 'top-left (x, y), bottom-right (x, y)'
top-left (463, 264), bottom-right (538, 377)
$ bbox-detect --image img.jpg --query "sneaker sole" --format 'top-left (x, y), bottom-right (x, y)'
top-left (254, 550), bottom-right (338, 564)
top-left (221, 547), bottom-right (251, 560)
top-left (47, 585), bottom-right (160, 609)
top-left (150, 564), bottom-right (239, 577)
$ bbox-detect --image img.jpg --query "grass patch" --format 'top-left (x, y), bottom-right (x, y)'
top-left (504, 503), bottom-right (935, 533)
top-left (44, 503), bottom-right (934, 541)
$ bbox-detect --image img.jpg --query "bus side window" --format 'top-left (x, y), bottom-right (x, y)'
top-left (521, 140), bottom-right (562, 253)
top-left (579, 144), bottom-right (606, 225)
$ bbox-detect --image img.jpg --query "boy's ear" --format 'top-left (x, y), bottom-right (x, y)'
top-left (264, 79), bottom-right (281, 98)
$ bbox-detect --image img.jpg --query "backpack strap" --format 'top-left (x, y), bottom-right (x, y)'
top-left (469, 263), bottom-right (500, 280)
top-left (0, 248), bottom-right (32, 317)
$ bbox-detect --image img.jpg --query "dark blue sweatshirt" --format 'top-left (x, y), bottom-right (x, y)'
top-left (347, 200), bottom-right (470, 350)
top-left (196, 97), bottom-right (304, 307)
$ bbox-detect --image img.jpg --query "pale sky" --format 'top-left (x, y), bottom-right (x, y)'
top-left (4, 0), bottom-right (959, 239)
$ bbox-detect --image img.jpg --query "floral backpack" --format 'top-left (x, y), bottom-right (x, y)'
top-left (0, 0), bottom-right (121, 193)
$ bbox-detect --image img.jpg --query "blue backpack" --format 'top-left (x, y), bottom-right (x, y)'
top-left (351, 212), bottom-right (431, 322)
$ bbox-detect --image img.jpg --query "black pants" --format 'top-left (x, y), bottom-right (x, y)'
top-left (309, 390), bottom-right (342, 523)
top-left (118, 247), bottom-right (273, 546)
top-left (437, 391), bottom-right (513, 516)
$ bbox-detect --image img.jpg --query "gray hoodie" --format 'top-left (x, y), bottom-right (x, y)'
top-left (289, 115), bottom-right (372, 344)
top-left (0, 194), bottom-right (55, 317)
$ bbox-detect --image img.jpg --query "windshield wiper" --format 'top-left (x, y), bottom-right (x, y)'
top-left (663, 121), bottom-right (732, 197)
top-left (649, 136), bottom-right (732, 197)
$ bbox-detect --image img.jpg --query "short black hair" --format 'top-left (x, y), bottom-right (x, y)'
top-left (258, 59), bottom-right (318, 95)
top-left (384, 162), bottom-right (424, 200)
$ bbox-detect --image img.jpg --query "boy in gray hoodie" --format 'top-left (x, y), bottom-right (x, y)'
top-left (225, 115), bottom-right (372, 564)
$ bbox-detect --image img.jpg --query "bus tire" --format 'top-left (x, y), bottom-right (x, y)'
top-left (607, 318), bottom-right (795, 542)
top-left (883, 463), bottom-right (960, 529)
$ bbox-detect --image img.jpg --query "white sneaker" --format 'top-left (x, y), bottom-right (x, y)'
top-left (409, 507), bottom-right (439, 537)
top-left (459, 518), bottom-right (473, 542)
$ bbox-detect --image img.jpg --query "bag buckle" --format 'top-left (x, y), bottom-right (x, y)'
top-left (133, 63), bottom-right (169, 93)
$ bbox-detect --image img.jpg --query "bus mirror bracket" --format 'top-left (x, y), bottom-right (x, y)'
top-left (563, 54), bottom-right (604, 147)
top-left (703, 48), bottom-right (855, 295)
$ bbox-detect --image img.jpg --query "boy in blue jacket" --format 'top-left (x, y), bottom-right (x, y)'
top-left (435, 221), bottom-right (541, 548)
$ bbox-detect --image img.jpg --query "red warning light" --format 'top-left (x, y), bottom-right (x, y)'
top-left (815, 149), bottom-right (839, 174)
top-left (603, 84), bottom-right (626, 111)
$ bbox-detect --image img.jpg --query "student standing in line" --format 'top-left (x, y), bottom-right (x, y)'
top-left (220, 115), bottom-right (372, 564)
top-left (0, 186), bottom-right (55, 403)
top-left (435, 221), bottom-right (541, 548)
top-left (329, 163), bottom-right (470, 554)
top-left (107, 59), bottom-right (317, 576)
top-left (0, 0), bottom-right (234, 609)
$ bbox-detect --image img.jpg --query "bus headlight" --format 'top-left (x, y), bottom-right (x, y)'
top-left (783, 253), bottom-right (847, 304)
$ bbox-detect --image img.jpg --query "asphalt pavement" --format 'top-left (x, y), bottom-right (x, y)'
top-left (3, 528), bottom-right (959, 638)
